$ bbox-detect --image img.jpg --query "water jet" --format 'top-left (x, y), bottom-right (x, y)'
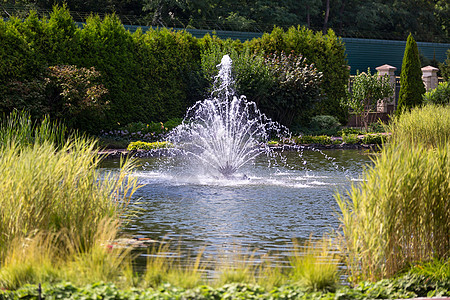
top-left (165, 55), bottom-right (290, 179)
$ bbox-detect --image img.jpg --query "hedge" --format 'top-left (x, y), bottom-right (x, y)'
top-left (0, 6), bottom-right (349, 133)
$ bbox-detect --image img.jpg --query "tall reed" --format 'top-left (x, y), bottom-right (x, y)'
top-left (387, 104), bottom-right (450, 148)
top-left (336, 142), bottom-right (450, 281)
top-left (64, 218), bottom-right (134, 286)
top-left (0, 111), bottom-right (139, 287)
top-left (0, 110), bottom-right (67, 149)
top-left (0, 233), bottom-right (62, 290)
top-left (337, 104), bottom-right (450, 282)
top-left (0, 219), bottom-right (135, 289)
top-left (0, 139), bottom-right (138, 254)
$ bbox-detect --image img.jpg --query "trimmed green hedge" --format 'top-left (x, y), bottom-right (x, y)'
top-left (127, 141), bottom-right (172, 151)
top-left (295, 135), bottom-right (334, 145)
top-left (0, 6), bottom-right (349, 133)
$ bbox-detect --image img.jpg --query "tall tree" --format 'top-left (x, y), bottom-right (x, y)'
top-left (397, 33), bottom-right (426, 115)
top-left (322, 0), bottom-right (330, 33)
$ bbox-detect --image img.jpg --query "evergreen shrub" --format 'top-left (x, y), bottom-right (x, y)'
top-left (361, 133), bottom-right (386, 145)
top-left (440, 49), bottom-right (450, 81)
top-left (397, 33), bottom-right (426, 114)
top-left (0, 6), bottom-right (202, 132)
top-left (295, 135), bottom-right (333, 145)
top-left (341, 133), bottom-right (360, 144)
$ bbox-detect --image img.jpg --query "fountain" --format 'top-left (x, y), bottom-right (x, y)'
top-left (165, 55), bottom-right (290, 179)
top-left (106, 56), bottom-right (371, 261)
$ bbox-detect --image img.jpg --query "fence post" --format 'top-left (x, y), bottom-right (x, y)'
top-left (421, 66), bottom-right (439, 91)
top-left (375, 64), bottom-right (397, 113)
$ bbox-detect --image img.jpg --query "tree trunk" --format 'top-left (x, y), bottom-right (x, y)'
top-left (322, 0), bottom-right (330, 34)
top-left (307, 5), bottom-right (311, 28)
top-left (338, 0), bottom-right (346, 35)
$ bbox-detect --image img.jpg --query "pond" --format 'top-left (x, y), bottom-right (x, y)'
top-left (101, 149), bottom-right (373, 267)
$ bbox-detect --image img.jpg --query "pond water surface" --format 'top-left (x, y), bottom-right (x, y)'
top-left (101, 149), bottom-right (373, 266)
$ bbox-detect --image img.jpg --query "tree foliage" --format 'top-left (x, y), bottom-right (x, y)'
top-left (2, 0), bottom-right (449, 42)
top-left (423, 82), bottom-right (450, 106)
top-left (45, 65), bottom-right (109, 126)
top-left (0, 65), bottom-right (108, 129)
top-left (200, 34), bottom-right (339, 129)
top-left (345, 68), bottom-right (393, 130)
top-left (397, 33), bottom-right (426, 115)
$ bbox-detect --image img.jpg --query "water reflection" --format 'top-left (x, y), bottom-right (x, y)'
top-left (102, 149), bottom-right (373, 263)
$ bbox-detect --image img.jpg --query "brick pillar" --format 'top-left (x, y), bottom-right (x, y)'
top-left (375, 64), bottom-right (397, 113)
top-left (421, 66), bottom-right (439, 91)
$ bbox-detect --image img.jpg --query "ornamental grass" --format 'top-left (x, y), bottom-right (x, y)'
top-left (387, 104), bottom-right (450, 148)
top-left (289, 237), bottom-right (339, 292)
top-left (337, 104), bottom-right (450, 282)
top-left (0, 111), bottom-right (139, 288)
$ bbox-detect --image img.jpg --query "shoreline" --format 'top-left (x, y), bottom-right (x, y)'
top-left (98, 143), bottom-right (381, 159)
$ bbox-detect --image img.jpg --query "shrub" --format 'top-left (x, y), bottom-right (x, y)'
top-left (423, 81), bottom-right (450, 105)
top-left (361, 134), bottom-right (387, 145)
top-left (295, 135), bottom-right (332, 145)
top-left (99, 118), bottom-right (183, 146)
top-left (200, 46), bottom-right (322, 129)
top-left (396, 33), bottom-right (426, 115)
top-left (0, 7), bottom-right (349, 132)
top-left (262, 52), bottom-right (323, 128)
top-left (440, 49), bottom-right (450, 81)
top-left (0, 6), bottom-right (202, 132)
top-left (45, 65), bottom-right (109, 129)
top-left (408, 259), bottom-right (450, 283)
top-left (308, 115), bottom-right (341, 136)
top-left (338, 127), bottom-right (365, 136)
top-left (0, 78), bottom-right (48, 119)
top-left (369, 121), bottom-right (386, 133)
top-left (0, 64), bottom-right (108, 131)
top-left (245, 26), bottom-right (350, 125)
top-left (342, 133), bottom-right (360, 144)
top-left (127, 141), bottom-right (173, 151)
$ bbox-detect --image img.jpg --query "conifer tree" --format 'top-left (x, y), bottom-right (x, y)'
top-left (396, 33), bottom-right (426, 115)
